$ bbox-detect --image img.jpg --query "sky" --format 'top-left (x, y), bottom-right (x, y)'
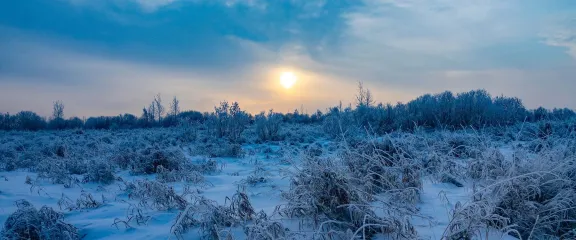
top-left (0, 0), bottom-right (575, 117)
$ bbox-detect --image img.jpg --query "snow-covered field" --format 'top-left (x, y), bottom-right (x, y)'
top-left (1, 121), bottom-right (575, 239)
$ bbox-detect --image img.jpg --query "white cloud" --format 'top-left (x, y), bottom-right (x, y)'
top-left (63, 0), bottom-right (178, 12)
top-left (133, 0), bottom-right (178, 12)
top-left (541, 17), bottom-right (576, 59)
top-left (342, 0), bottom-right (532, 56)
top-left (64, 0), bottom-right (266, 12)
top-left (0, 30), bottom-right (377, 116)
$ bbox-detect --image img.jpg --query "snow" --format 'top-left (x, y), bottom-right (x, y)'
top-left (412, 180), bottom-right (517, 240)
top-left (0, 141), bottom-right (294, 240)
top-left (0, 127), bottom-right (545, 240)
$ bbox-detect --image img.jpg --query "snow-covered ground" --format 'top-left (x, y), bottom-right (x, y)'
top-left (1, 123), bottom-right (574, 239)
top-left (0, 145), bottom-right (292, 239)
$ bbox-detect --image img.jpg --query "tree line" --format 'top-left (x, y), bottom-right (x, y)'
top-left (324, 83), bottom-right (575, 135)
top-left (0, 85), bottom-right (574, 132)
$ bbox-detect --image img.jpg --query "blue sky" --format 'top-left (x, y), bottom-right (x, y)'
top-left (1, 0), bottom-right (575, 117)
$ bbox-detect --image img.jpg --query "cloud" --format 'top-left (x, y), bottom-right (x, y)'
top-left (65, 0), bottom-right (178, 12)
top-left (64, 0), bottom-right (268, 13)
top-left (343, 0), bottom-right (528, 55)
top-left (541, 17), bottom-right (576, 59)
top-left (2, 0), bottom-right (576, 117)
top-left (0, 28), bottom-right (377, 117)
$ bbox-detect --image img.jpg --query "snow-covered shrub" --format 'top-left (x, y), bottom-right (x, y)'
top-left (35, 159), bottom-right (79, 187)
top-left (0, 150), bottom-right (18, 171)
top-left (83, 160), bottom-right (115, 184)
top-left (156, 166), bottom-right (208, 186)
top-left (110, 150), bottom-right (138, 170)
top-left (226, 191), bottom-right (255, 221)
top-left (112, 203), bottom-right (151, 229)
top-left (176, 126), bottom-right (197, 143)
top-left (155, 165), bottom-right (183, 183)
top-left (282, 124), bottom-right (323, 145)
top-left (450, 139), bottom-right (576, 239)
top-left (342, 137), bottom-right (422, 200)
top-left (443, 201), bottom-right (512, 239)
top-left (124, 179), bottom-right (187, 211)
top-left (172, 199), bottom-right (234, 240)
top-left (244, 211), bottom-right (287, 240)
top-left (280, 155), bottom-right (416, 239)
top-left (64, 158), bottom-right (88, 175)
top-left (154, 156), bottom-right (218, 184)
top-left (130, 147), bottom-right (189, 175)
top-left (441, 132), bottom-right (485, 159)
top-left (172, 191), bottom-right (255, 239)
top-left (58, 192), bottom-right (102, 211)
top-left (303, 142), bottom-right (323, 157)
top-left (322, 108), bottom-right (359, 140)
top-left (193, 137), bottom-right (243, 158)
top-left (240, 161), bottom-right (270, 186)
top-left (205, 101), bottom-right (250, 143)
top-left (255, 110), bottom-right (284, 142)
top-left (468, 148), bottom-right (508, 180)
top-left (1, 200), bottom-right (80, 240)
top-left (0, 141), bottom-right (44, 171)
top-left (190, 158), bottom-right (219, 174)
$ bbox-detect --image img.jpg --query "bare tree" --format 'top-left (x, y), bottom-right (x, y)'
top-left (52, 101), bottom-right (64, 120)
top-left (355, 81), bottom-right (374, 107)
top-left (170, 96), bottom-right (180, 117)
top-left (153, 94), bottom-right (164, 121)
top-left (148, 103), bottom-right (156, 122)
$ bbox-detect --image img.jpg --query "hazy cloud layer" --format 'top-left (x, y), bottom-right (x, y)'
top-left (1, 0), bottom-right (575, 117)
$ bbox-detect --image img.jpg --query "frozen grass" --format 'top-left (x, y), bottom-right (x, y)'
top-left (1, 200), bottom-right (80, 240)
top-left (1, 120), bottom-right (576, 239)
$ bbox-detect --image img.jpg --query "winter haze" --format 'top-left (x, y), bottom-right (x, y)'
top-left (1, 0), bottom-right (576, 117)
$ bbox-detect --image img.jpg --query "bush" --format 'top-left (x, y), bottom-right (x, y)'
top-left (343, 137), bottom-right (422, 201)
top-left (244, 211), bottom-right (287, 240)
top-left (156, 166), bottom-right (207, 186)
top-left (131, 147), bottom-right (189, 175)
top-left (12, 111), bottom-right (47, 131)
top-left (35, 159), bottom-right (79, 187)
top-left (255, 110), bottom-right (283, 141)
top-left (193, 137), bottom-right (243, 158)
top-left (322, 107), bottom-right (359, 140)
top-left (83, 160), bottom-right (115, 184)
top-left (171, 191), bottom-right (255, 239)
top-left (58, 193), bottom-right (102, 211)
top-left (124, 179), bottom-right (188, 211)
top-left (452, 137), bottom-right (576, 239)
top-left (280, 155), bottom-right (416, 239)
top-left (1, 200), bottom-right (80, 240)
top-left (205, 101), bottom-right (250, 142)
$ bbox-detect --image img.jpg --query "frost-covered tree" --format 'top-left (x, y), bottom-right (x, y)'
top-left (255, 110), bottom-right (283, 141)
top-left (14, 111), bottom-right (47, 131)
top-left (49, 101), bottom-right (66, 130)
top-left (0, 113), bottom-right (12, 130)
top-left (154, 94), bottom-right (164, 122)
top-left (532, 107), bottom-right (549, 121)
top-left (491, 95), bottom-right (526, 125)
top-left (206, 101), bottom-right (249, 142)
top-left (355, 81), bottom-right (374, 108)
top-left (169, 96), bottom-right (180, 117)
top-left (52, 101), bottom-right (64, 120)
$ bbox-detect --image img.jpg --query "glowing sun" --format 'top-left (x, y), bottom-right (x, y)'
top-left (280, 72), bottom-right (297, 89)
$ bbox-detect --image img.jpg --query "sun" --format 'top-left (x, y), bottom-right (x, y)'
top-left (280, 72), bottom-right (297, 89)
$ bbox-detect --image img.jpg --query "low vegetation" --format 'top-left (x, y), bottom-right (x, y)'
top-left (1, 86), bottom-right (576, 239)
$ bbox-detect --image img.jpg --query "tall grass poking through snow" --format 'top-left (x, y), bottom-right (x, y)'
top-left (280, 137), bottom-right (418, 239)
top-left (1, 200), bottom-right (80, 240)
top-left (444, 127), bottom-right (576, 239)
top-left (171, 190), bottom-right (256, 239)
